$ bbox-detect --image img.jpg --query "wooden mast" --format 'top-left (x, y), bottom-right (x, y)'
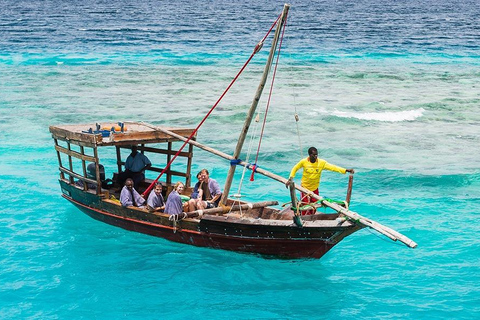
top-left (220, 4), bottom-right (290, 206)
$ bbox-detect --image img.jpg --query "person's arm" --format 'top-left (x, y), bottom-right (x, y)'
top-left (210, 192), bottom-right (221, 203)
top-left (190, 182), bottom-right (200, 199)
top-left (142, 154), bottom-right (152, 172)
top-left (120, 189), bottom-right (133, 207)
top-left (124, 155), bottom-right (132, 171)
top-left (285, 159), bottom-right (304, 187)
top-left (159, 195), bottom-right (165, 209)
top-left (324, 162), bottom-right (355, 174)
top-left (133, 189), bottom-right (145, 206)
top-left (147, 192), bottom-right (154, 208)
top-left (175, 193), bottom-right (184, 214)
top-left (210, 180), bottom-right (222, 202)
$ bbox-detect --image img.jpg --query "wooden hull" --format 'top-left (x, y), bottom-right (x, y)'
top-left (60, 181), bottom-right (362, 259)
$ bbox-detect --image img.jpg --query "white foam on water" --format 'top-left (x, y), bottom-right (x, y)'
top-left (331, 108), bottom-right (425, 122)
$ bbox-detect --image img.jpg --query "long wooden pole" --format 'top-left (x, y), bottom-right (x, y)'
top-left (289, 182), bottom-right (303, 227)
top-left (154, 126), bottom-right (418, 249)
top-left (172, 200), bottom-right (279, 219)
top-left (345, 174), bottom-right (354, 204)
top-left (221, 4), bottom-right (290, 206)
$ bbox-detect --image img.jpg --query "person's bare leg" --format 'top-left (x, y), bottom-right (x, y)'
top-left (188, 199), bottom-right (196, 212)
top-left (197, 199), bottom-right (206, 210)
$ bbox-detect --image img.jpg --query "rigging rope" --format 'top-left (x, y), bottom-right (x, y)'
top-left (142, 13), bottom-right (282, 197)
top-left (230, 112), bottom-right (262, 216)
top-left (294, 110), bottom-right (303, 157)
top-left (284, 13), bottom-right (303, 159)
top-left (250, 12), bottom-right (289, 182)
top-left (235, 112), bottom-right (260, 197)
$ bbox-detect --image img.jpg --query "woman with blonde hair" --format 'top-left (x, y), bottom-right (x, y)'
top-left (164, 181), bottom-right (185, 215)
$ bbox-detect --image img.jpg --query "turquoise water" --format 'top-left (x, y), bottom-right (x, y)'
top-left (1, 0), bottom-right (480, 318)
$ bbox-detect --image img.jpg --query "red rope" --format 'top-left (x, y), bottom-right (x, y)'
top-left (143, 13), bottom-right (282, 197)
top-left (250, 12), bottom-right (288, 182)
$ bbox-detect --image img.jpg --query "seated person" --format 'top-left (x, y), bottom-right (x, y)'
top-left (147, 182), bottom-right (165, 212)
top-left (188, 169), bottom-right (222, 211)
top-left (75, 163), bottom-right (105, 189)
top-left (120, 178), bottom-right (145, 208)
top-left (189, 172), bottom-right (202, 200)
top-left (164, 182), bottom-right (186, 215)
top-left (117, 145), bottom-right (151, 189)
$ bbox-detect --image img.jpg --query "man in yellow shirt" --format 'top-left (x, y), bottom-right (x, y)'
top-left (286, 147), bottom-right (354, 213)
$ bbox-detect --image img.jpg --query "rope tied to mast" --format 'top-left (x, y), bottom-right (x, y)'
top-left (230, 159), bottom-right (242, 166)
top-left (142, 14), bottom-right (283, 197)
top-left (250, 11), bottom-right (288, 182)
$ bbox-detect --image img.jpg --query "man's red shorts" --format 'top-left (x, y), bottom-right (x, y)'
top-left (300, 189), bottom-right (319, 215)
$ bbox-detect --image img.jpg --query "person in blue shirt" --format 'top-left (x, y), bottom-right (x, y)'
top-left (117, 145), bottom-right (151, 189)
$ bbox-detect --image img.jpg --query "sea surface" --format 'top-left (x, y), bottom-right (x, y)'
top-left (1, 0), bottom-right (479, 319)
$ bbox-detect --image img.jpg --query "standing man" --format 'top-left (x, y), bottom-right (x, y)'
top-left (118, 145), bottom-right (151, 189)
top-left (286, 147), bottom-right (354, 213)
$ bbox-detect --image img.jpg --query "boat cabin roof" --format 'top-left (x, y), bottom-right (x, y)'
top-left (49, 121), bottom-right (196, 147)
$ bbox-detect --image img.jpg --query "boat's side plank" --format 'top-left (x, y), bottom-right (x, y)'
top-left (74, 195), bottom-right (339, 258)
top-left (199, 215), bottom-right (357, 240)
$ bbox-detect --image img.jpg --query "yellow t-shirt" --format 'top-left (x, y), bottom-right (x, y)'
top-left (289, 157), bottom-right (346, 191)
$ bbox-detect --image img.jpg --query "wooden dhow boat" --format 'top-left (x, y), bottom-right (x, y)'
top-left (50, 5), bottom-right (416, 259)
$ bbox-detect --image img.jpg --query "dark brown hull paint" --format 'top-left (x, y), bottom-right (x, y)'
top-left (61, 181), bottom-right (361, 259)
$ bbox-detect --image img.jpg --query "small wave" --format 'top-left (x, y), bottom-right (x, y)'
top-left (331, 108), bottom-right (425, 122)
